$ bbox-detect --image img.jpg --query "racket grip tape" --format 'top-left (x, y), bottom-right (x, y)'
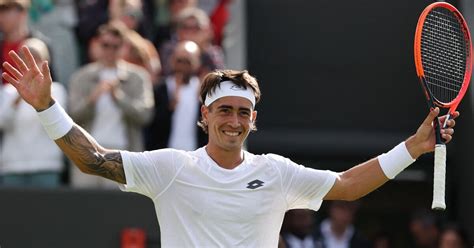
top-left (432, 144), bottom-right (447, 210)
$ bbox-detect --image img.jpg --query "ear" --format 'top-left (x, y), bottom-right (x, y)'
top-left (201, 105), bottom-right (209, 121)
top-left (251, 110), bottom-right (258, 123)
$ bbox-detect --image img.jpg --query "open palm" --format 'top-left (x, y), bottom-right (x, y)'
top-left (2, 46), bottom-right (53, 111)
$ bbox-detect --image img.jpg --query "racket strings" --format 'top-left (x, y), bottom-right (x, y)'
top-left (420, 7), bottom-right (468, 104)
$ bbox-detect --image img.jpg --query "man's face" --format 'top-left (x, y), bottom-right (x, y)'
top-left (329, 203), bottom-right (356, 228)
top-left (97, 33), bottom-right (123, 65)
top-left (0, 5), bottom-right (24, 34)
top-left (202, 96), bottom-right (257, 152)
top-left (172, 47), bottom-right (199, 76)
top-left (177, 17), bottom-right (201, 42)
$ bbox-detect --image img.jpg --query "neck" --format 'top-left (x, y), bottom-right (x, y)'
top-left (174, 73), bottom-right (191, 85)
top-left (205, 144), bottom-right (243, 170)
top-left (330, 222), bottom-right (348, 238)
top-left (101, 60), bottom-right (119, 68)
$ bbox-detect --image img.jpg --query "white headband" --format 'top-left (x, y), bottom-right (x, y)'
top-left (204, 80), bottom-right (256, 107)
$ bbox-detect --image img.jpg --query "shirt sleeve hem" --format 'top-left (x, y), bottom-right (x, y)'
top-left (118, 150), bottom-right (136, 192)
top-left (307, 170), bottom-right (338, 211)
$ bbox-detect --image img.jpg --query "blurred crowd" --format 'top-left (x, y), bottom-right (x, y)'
top-left (279, 203), bottom-right (471, 248)
top-left (0, 0), bottom-right (227, 188)
top-left (0, 1), bottom-right (471, 247)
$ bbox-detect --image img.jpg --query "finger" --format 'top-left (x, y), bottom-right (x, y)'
top-left (21, 46), bottom-right (41, 73)
top-left (2, 72), bottom-right (20, 86)
top-left (446, 119), bottom-right (455, 128)
top-left (423, 107), bottom-right (440, 126)
top-left (442, 134), bottom-right (452, 143)
top-left (8, 50), bottom-right (29, 73)
top-left (2, 62), bottom-right (23, 80)
top-left (439, 111), bottom-right (460, 127)
top-left (41, 61), bottom-right (53, 83)
top-left (451, 111), bottom-right (460, 119)
top-left (441, 128), bottom-right (454, 135)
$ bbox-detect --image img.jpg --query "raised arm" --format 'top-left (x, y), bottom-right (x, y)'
top-left (2, 46), bottom-right (126, 184)
top-left (324, 107), bottom-right (458, 201)
top-left (56, 124), bottom-right (125, 184)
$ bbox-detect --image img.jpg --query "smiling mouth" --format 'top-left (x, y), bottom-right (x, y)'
top-left (223, 131), bottom-right (241, 137)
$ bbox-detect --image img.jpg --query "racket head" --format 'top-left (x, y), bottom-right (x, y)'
top-left (414, 2), bottom-right (473, 111)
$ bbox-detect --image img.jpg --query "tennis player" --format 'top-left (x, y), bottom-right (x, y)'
top-left (3, 47), bottom-right (458, 247)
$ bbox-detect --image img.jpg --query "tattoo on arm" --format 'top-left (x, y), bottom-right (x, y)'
top-left (55, 125), bottom-right (126, 184)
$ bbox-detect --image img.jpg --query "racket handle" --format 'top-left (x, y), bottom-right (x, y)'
top-left (432, 144), bottom-right (447, 210)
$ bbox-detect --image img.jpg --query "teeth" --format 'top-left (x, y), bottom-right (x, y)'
top-left (223, 131), bottom-right (239, 136)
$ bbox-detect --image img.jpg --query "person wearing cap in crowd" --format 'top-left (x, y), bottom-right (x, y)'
top-left (2, 46), bottom-right (459, 246)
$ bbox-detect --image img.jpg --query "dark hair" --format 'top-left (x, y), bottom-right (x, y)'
top-left (197, 70), bottom-right (261, 133)
top-left (97, 21), bottom-right (127, 42)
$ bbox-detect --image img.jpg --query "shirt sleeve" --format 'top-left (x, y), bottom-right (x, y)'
top-left (269, 154), bottom-right (338, 211)
top-left (119, 149), bottom-right (184, 199)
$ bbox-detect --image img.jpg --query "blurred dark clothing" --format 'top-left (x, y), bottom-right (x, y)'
top-left (281, 230), bottom-right (370, 248)
top-left (136, 0), bottom-right (156, 41)
top-left (312, 222), bottom-right (371, 248)
top-left (75, 0), bottom-right (109, 63)
top-left (144, 79), bottom-right (207, 151)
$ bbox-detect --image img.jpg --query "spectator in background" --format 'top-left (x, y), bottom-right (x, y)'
top-left (160, 7), bottom-right (225, 78)
top-left (122, 29), bottom-right (161, 85)
top-left (314, 201), bottom-right (370, 248)
top-left (110, 0), bottom-right (153, 41)
top-left (281, 209), bottom-right (318, 248)
top-left (29, 0), bottom-right (79, 86)
top-left (68, 22), bottom-right (154, 188)
top-left (144, 40), bottom-right (205, 151)
top-left (153, 0), bottom-right (197, 49)
top-left (110, 0), bottom-right (162, 85)
top-left (0, 0), bottom-right (50, 83)
top-left (409, 209), bottom-right (440, 248)
top-left (0, 38), bottom-right (66, 187)
top-left (439, 224), bottom-right (470, 248)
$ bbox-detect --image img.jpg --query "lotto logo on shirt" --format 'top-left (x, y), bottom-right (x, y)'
top-left (246, 179), bottom-right (264, 189)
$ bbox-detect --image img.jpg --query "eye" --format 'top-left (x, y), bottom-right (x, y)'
top-left (240, 111), bottom-right (251, 117)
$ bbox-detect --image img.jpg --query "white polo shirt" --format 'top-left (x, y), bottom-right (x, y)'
top-left (120, 147), bottom-right (338, 247)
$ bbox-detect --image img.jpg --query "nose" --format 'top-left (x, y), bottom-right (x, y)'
top-left (228, 113), bottom-right (240, 128)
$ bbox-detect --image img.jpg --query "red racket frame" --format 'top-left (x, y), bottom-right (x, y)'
top-left (414, 2), bottom-right (473, 115)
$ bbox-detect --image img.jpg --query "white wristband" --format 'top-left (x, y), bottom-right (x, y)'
top-left (378, 142), bottom-right (416, 179)
top-left (37, 101), bottom-right (74, 140)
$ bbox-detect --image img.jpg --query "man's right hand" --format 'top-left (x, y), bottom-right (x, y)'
top-left (2, 46), bottom-right (53, 111)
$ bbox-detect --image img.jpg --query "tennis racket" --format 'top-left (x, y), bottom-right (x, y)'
top-left (414, 2), bottom-right (472, 210)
